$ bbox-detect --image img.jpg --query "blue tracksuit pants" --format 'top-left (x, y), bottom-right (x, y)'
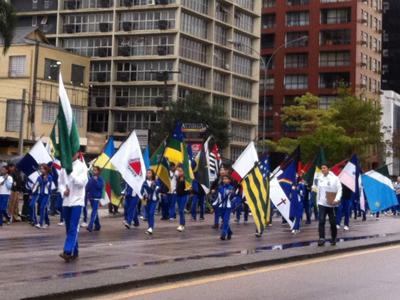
top-left (160, 194), bottom-right (169, 219)
top-left (63, 206), bottom-right (82, 256)
top-left (191, 194), bottom-right (205, 220)
top-left (168, 193), bottom-right (177, 219)
top-left (0, 195), bottom-right (10, 226)
top-left (221, 207), bottom-right (232, 238)
top-left (88, 198), bottom-right (101, 231)
top-left (38, 194), bottom-right (50, 226)
top-left (336, 198), bottom-right (351, 227)
top-left (124, 196), bottom-right (139, 226)
top-left (176, 195), bottom-right (188, 226)
top-left (146, 200), bottom-right (157, 229)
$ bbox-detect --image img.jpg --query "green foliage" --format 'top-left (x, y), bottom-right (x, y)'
top-left (273, 90), bottom-right (382, 165)
top-left (150, 93), bottom-right (229, 151)
top-left (0, 0), bottom-right (17, 54)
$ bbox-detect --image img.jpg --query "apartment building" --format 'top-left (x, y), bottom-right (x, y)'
top-left (0, 27), bottom-right (90, 157)
top-left (11, 0), bottom-right (261, 159)
top-left (260, 0), bottom-right (382, 141)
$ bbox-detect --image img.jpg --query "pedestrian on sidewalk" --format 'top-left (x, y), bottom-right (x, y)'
top-left (85, 166), bottom-right (104, 232)
top-left (216, 174), bottom-right (235, 240)
top-left (314, 164), bottom-right (342, 247)
top-left (7, 164), bottom-right (23, 223)
top-left (123, 182), bottom-right (140, 229)
top-left (0, 165), bottom-right (13, 227)
top-left (58, 153), bottom-right (88, 262)
top-left (141, 169), bottom-right (160, 235)
top-left (32, 164), bottom-right (53, 229)
top-left (176, 166), bottom-right (189, 232)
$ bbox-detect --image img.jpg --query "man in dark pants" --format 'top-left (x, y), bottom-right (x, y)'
top-left (313, 164), bottom-right (342, 247)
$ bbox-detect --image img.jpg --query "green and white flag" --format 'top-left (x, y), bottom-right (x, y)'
top-left (57, 73), bottom-right (80, 174)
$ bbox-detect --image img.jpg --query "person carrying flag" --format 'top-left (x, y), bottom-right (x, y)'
top-left (123, 182), bottom-right (140, 229)
top-left (85, 166), bottom-right (104, 232)
top-left (313, 164), bottom-right (342, 246)
top-left (141, 169), bottom-right (161, 235)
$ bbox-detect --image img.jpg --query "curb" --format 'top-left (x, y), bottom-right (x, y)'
top-left (22, 234), bottom-right (400, 300)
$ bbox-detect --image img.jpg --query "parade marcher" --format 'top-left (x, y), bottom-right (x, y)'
top-left (299, 180), bottom-right (311, 224)
top-left (176, 166), bottom-right (189, 232)
top-left (392, 176), bottom-right (400, 215)
top-left (216, 174), bottom-right (235, 240)
top-left (141, 169), bottom-right (160, 235)
top-left (191, 178), bottom-right (205, 221)
top-left (0, 165), bottom-right (13, 227)
top-left (168, 163), bottom-right (177, 221)
top-left (123, 182), bottom-right (140, 229)
top-left (85, 166), bottom-right (104, 232)
top-left (8, 163), bottom-right (23, 223)
top-left (234, 184), bottom-right (248, 224)
top-left (32, 164), bottom-right (53, 229)
top-left (314, 164), bottom-right (342, 246)
top-left (58, 154), bottom-right (89, 262)
top-left (290, 179), bottom-right (304, 234)
top-left (159, 181), bottom-right (170, 221)
top-left (210, 167), bottom-right (227, 229)
top-left (336, 184), bottom-right (352, 231)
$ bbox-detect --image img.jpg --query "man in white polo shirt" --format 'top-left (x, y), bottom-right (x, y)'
top-left (313, 164), bottom-right (342, 247)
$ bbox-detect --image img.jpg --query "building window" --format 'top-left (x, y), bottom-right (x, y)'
top-left (71, 64), bottom-right (85, 86)
top-left (263, 0), bottom-right (276, 7)
top-left (88, 111), bottom-right (108, 133)
top-left (90, 61), bottom-right (111, 82)
top-left (235, 0), bottom-right (254, 11)
top-left (63, 37), bottom-right (112, 57)
top-left (285, 53), bottom-right (308, 68)
top-left (179, 62), bottom-right (208, 88)
top-left (9, 56), bottom-right (26, 77)
top-left (232, 100), bottom-right (251, 121)
top-left (319, 51), bottom-right (350, 67)
top-left (233, 32), bottom-right (253, 55)
top-left (214, 72), bottom-right (228, 93)
top-left (232, 77), bottom-right (252, 99)
top-left (113, 111), bottom-right (158, 132)
top-left (214, 48), bottom-right (229, 70)
top-left (286, 11), bottom-right (309, 27)
top-left (215, 25), bottom-right (228, 46)
top-left (119, 10), bottom-right (175, 31)
top-left (180, 37), bottom-right (207, 63)
top-left (262, 14), bottom-right (276, 29)
top-left (235, 11), bottom-right (254, 33)
top-left (261, 33), bottom-right (275, 48)
top-left (6, 100), bottom-right (22, 132)
top-left (287, 0), bottom-right (309, 4)
top-left (181, 12), bottom-right (208, 39)
top-left (321, 8), bottom-right (351, 24)
top-left (260, 96), bottom-right (273, 111)
top-left (115, 86), bottom-right (170, 107)
top-left (42, 102), bottom-right (58, 124)
top-left (213, 96), bottom-right (228, 114)
top-left (320, 29), bottom-right (351, 45)
top-left (232, 54), bottom-right (252, 77)
top-left (319, 72), bottom-right (350, 88)
top-left (319, 95), bottom-right (336, 109)
top-left (116, 60), bottom-right (173, 82)
top-left (284, 74), bottom-right (308, 89)
top-left (44, 58), bottom-right (59, 81)
top-left (182, 0), bottom-right (208, 14)
top-left (231, 124), bottom-right (252, 143)
top-left (285, 31), bottom-right (308, 47)
top-left (64, 13), bottom-right (113, 34)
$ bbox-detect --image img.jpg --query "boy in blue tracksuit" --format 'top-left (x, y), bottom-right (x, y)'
top-left (32, 164), bottom-right (53, 229)
top-left (141, 169), bottom-right (160, 235)
top-left (85, 166), bottom-right (104, 232)
top-left (123, 182), bottom-right (140, 229)
top-left (191, 179), bottom-right (205, 221)
top-left (216, 175), bottom-right (235, 240)
top-left (290, 181), bottom-right (303, 234)
top-left (0, 165), bottom-right (13, 227)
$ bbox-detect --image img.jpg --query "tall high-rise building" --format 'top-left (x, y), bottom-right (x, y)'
top-left (260, 0), bottom-right (382, 141)
top-left (11, 0), bottom-right (261, 159)
top-left (382, 0), bottom-right (400, 93)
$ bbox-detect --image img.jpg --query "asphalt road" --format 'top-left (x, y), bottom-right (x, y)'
top-left (90, 245), bottom-right (400, 300)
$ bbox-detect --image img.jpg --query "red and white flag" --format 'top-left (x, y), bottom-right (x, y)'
top-left (231, 142), bottom-right (258, 182)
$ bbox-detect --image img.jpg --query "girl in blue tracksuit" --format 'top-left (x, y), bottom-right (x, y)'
top-left (123, 182), bottom-right (140, 229)
top-left (176, 166), bottom-right (189, 232)
top-left (0, 165), bottom-right (13, 227)
top-left (216, 175), bottom-right (235, 240)
top-left (32, 164), bottom-right (53, 229)
top-left (141, 169), bottom-right (160, 235)
top-left (85, 166), bottom-right (104, 232)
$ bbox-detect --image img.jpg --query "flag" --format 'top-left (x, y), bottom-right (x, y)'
top-left (362, 170), bottom-right (398, 213)
top-left (143, 145), bottom-right (150, 170)
top-left (376, 165), bottom-right (390, 177)
top-left (303, 148), bottom-right (327, 185)
top-left (331, 159), bottom-right (348, 176)
top-left (164, 122), bottom-right (184, 165)
top-left (195, 147), bottom-right (210, 193)
top-left (150, 139), bottom-right (167, 168)
top-left (338, 155), bottom-right (358, 192)
top-left (242, 156), bottom-right (271, 233)
top-left (182, 141), bottom-right (194, 189)
top-left (231, 141), bottom-right (259, 182)
top-left (277, 147), bottom-right (300, 198)
top-left (150, 140), bottom-right (171, 191)
top-left (270, 177), bottom-right (294, 228)
top-left (204, 136), bottom-right (222, 183)
top-left (46, 122), bottom-right (59, 159)
top-left (57, 73), bottom-right (80, 174)
top-left (17, 141), bottom-right (53, 187)
top-left (94, 137), bottom-right (122, 206)
top-left (110, 131), bottom-right (146, 196)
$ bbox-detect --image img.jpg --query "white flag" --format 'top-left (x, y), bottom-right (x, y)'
top-left (231, 142), bottom-right (258, 182)
top-left (110, 131), bottom-right (146, 196)
top-left (269, 176), bottom-right (294, 228)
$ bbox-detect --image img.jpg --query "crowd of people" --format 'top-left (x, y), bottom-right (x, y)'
top-left (1, 156), bottom-right (400, 262)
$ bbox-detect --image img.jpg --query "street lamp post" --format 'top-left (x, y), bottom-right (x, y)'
top-left (228, 35), bottom-right (308, 153)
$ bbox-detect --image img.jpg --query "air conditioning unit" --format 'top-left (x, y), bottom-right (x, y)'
top-left (99, 22), bottom-right (111, 32)
top-left (95, 97), bottom-right (106, 107)
top-left (157, 45), bottom-right (167, 55)
top-left (99, 0), bottom-right (110, 8)
top-left (115, 97), bottom-right (128, 107)
top-left (65, 24), bottom-right (75, 33)
top-left (122, 21), bottom-right (132, 31)
top-left (66, 0), bottom-right (76, 9)
top-left (98, 47), bottom-right (108, 57)
top-left (117, 72), bottom-right (130, 82)
top-left (119, 45), bottom-right (131, 56)
top-left (158, 20), bottom-right (168, 30)
top-left (97, 73), bottom-right (107, 82)
top-left (123, 0), bottom-right (133, 7)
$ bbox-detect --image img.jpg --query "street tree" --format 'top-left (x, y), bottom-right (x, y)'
top-left (0, 0), bottom-right (17, 54)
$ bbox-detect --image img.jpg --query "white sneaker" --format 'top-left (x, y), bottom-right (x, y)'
top-left (43, 224), bottom-right (49, 229)
top-left (35, 224), bottom-right (41, 229)
top-left (81, 222), bottom-right (88, 228)
top-left (58, 222), bottom-right (65, 226)
top-left (123, 220), bottom-right (131, 229)
top-left (336, 225), bottom-right (340, 230)
top-left (177, 225), bottom-right (185, 232)
top-left (344, 226), bottom-right (349, 231)
top-left (146, 228), bottom-right (153, 235)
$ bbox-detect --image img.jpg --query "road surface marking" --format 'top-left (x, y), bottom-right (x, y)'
top-left (92, 244), bottom-right (400, 300)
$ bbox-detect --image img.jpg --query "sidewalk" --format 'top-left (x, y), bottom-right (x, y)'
top-left (1, 213), bottom-right (400, 299)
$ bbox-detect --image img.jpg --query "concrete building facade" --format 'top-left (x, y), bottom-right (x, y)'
top-left (11, 0), bottom-right (261, 159)
top-left (0, 27), bottom-right (90, 157)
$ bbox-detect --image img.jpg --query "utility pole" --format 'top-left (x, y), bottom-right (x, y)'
top-left (31, 41), bottom-right (39, 141)
top-left (18, 89), bottom-right (26, 155)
